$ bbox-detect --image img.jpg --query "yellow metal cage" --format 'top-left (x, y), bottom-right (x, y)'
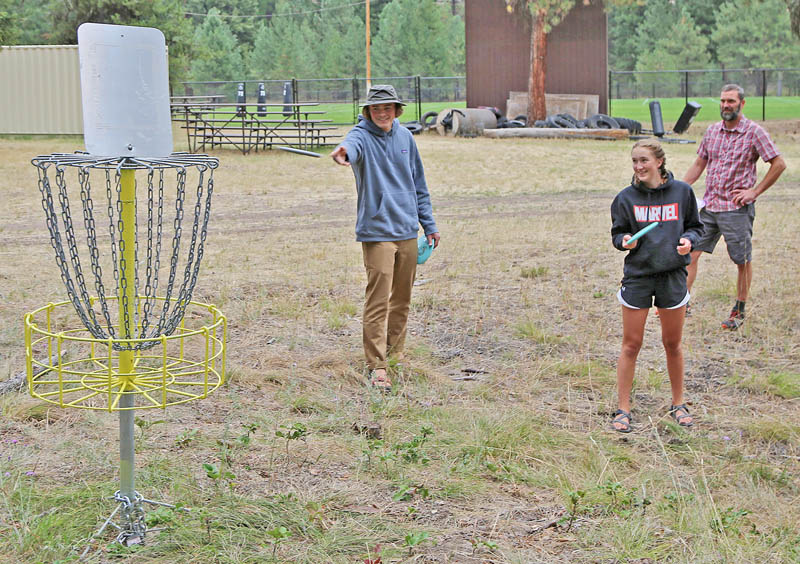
top-left (25, 297), bottom-right (226, 411)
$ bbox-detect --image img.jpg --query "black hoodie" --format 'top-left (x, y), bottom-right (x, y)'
top-left (611, 172), bottom-right (704, 278)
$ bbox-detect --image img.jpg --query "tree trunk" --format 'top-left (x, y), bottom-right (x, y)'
top-left (527, 10), bottom-right (547, 124)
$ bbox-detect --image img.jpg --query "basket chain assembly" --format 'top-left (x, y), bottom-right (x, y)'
top-left (34, 153), bottom-right (217, 350)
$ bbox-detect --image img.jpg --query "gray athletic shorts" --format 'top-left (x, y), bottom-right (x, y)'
top-left (617, 268), bottom-right (690, 310)
top-left (695, 204), bottom-right (754, 264)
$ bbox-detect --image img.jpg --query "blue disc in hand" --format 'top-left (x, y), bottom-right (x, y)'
top-left (417, 235), bottom-right (434, 264)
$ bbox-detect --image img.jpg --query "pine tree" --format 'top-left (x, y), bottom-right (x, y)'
top-left (371, 0), bottom-right (464, 76)
top-left (634, 2), bottom-right (712, 97)
top-left (607, 3), bottom-right (646, 71)
top-left (248, 0), bottom-right (316, 79)
top-left (190, 8), bottom-right (245, 82)
top-left (312, 0), bottom-right (365, 78)
top-left (712, 0), bottom-right (800, 69)
top-left (185, 0), bottom-right (261, 47)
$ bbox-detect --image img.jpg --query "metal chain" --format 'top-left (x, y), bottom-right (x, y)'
top-left (78, 167), bottom-right (112, 338)
top-left (55, 166), bottom-right (100, 333)
top-left (106, 169), bottom-right (120, 342)
top-left (113, 491), bottom-right (147, 545)
top-left (114, 168), bottom-right (136, 346)
top-left (37, 165), bottom-right (92, 331)
top-left (32, 153), bottom-right (218, 351)
top-left (154, 166), bottom-right (186, 338)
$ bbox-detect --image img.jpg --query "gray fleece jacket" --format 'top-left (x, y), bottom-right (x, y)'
top-left (340, 116), bottom-right (438, 242)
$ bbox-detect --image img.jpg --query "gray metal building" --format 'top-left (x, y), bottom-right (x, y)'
top-left (0, 45), bottom-right (82, 135)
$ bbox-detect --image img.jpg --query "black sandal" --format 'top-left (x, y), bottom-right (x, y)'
top-left (669, 404), bottom-right (694, 427)
top-left (611, 409), bottom-right (632, 433)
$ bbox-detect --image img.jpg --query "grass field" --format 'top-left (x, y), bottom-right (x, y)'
top-left (176, 95), bottom-right (799, 130)
top-left (317, 101), bottom-right (467, 125)
top-left (1, 123), bottom-right (800, 563)
top-left (328, 96), bottom-right (800, 125)
top-left (609, 96), bottom-right (800, 125)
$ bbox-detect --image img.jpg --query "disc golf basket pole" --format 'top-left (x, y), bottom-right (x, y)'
top-left (24, 152), bottom-right (226, 551)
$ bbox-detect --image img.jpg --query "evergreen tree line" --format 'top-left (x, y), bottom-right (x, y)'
top-left (2, 0), bottom-right (798, 91)
top-left (0, 0), bottom-right (465, 85)
top-left (608, 0), bottom-right (800, 73)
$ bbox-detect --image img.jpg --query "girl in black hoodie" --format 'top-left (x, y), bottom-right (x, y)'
top-left (609, 139), bottom-right (704, 432)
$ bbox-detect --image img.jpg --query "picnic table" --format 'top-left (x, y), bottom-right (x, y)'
top-left (174, 102), bottom-right (339, 155)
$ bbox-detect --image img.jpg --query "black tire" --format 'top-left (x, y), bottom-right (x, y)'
top-left (513, 115), bottom-right (528, 125)
top-left (440, 109), bottom-right (464, 130)
top-left (402, 121), bottom-right (423, 135)
top-left (544, 115), bottom-right (561, 128)
top-left (575, 119), bottom-right (588, 128)
top-left (533, 119), bottom-right (547, 128)
top-left (478, 106), bottom-right (503, 119)
top-left (496, 116), bottom-right (509, 129)
top-left (611, 116), bottom-right (644, 134)
top-left (557, 113), bottom-right (579, 126)
top-left (612, 116), bottom-right (630, 130)
top-left (587, 114), bottom-right (620, 129)
top-left (553, 114), bottom-right (577, 128)
top-left (507, 119), bottom-right (526, 128)
top-left (421, 111), bottom-right (439, 128)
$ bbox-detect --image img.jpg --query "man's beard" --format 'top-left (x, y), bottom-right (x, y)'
top-left (721, 107), bottom-right (740, 121)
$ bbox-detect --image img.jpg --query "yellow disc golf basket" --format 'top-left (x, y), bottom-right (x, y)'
top-left (23, 22), bottom-right (229, 551)
top-left (25, 151), bottom-right (226, 548)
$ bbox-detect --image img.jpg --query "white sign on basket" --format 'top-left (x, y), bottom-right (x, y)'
top-left (78, 23), bottom-right (173, 158)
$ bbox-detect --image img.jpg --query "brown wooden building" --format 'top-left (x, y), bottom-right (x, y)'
top-left (465, 0), bottom-right (608, 115)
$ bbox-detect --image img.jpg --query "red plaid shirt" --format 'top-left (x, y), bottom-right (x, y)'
top-left (697, 117), bottom-right (780, 212)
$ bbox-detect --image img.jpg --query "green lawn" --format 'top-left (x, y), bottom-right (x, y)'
top-left (608, 96), bottom-right (800, 124)
top-left (316, 101), bottom-right (467, 124)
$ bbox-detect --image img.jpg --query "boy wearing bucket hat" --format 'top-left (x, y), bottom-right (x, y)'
top-left (331, 84), bottom-right (440, 390)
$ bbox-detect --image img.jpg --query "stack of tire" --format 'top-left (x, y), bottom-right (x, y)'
top-left (412, 109), bottom-right (642, 135)
top-left (531, 113), bottom-right (642, 134)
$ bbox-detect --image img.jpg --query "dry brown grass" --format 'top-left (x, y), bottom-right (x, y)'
top-left (1, 121), bottom-right (799, 562)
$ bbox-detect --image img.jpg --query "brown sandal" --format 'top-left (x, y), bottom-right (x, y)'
top-left (369, 371), bottom-right (392, 391)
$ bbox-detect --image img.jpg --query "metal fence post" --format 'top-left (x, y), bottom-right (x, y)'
top-left (415, 75), bottom-right (421, 122)
top-left (762, 69), bottom-right (766, 120)
top-left (685, 71), bottom-right (689, 105)
top-left (291, 78), bottom-right (299, 125)
top-left (352, 77), bottom-right (359, 123)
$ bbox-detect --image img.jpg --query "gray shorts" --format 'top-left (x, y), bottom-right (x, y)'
top-left (617, 268), bottom-right (690, 309)
top-left (695, 204), bottom-right (754, 264)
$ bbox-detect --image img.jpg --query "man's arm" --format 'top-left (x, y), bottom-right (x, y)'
top-left (731, 155), bottom-right (786, 206)
top-left (683, 156), bottom-right (708, 186)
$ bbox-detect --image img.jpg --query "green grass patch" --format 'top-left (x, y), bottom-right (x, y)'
top-left (515, 320), bottom-right (569, 345)
top-left (553, 360), bottom-right (615, 390)
top-left (520, 266), bottom-right (548, 279)
top-left (608, 96), bottom-right (800, 123)
top-left (740, 371), bottom-right (800, 399)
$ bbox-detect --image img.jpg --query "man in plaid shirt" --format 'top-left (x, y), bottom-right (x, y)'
top-left (683, 84), bottom-right (786, 330)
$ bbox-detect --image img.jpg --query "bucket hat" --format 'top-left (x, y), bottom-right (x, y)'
top-left (361, 84), bottom-right (406, 107)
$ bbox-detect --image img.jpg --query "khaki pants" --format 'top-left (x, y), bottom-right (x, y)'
top-left (362, 239), bottom-right (417, 370)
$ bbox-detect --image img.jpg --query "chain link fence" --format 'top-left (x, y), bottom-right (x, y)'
top-left (179, 76), bottom-right (466, 125)
top-left (610, 68), bottom-right (800, 120)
